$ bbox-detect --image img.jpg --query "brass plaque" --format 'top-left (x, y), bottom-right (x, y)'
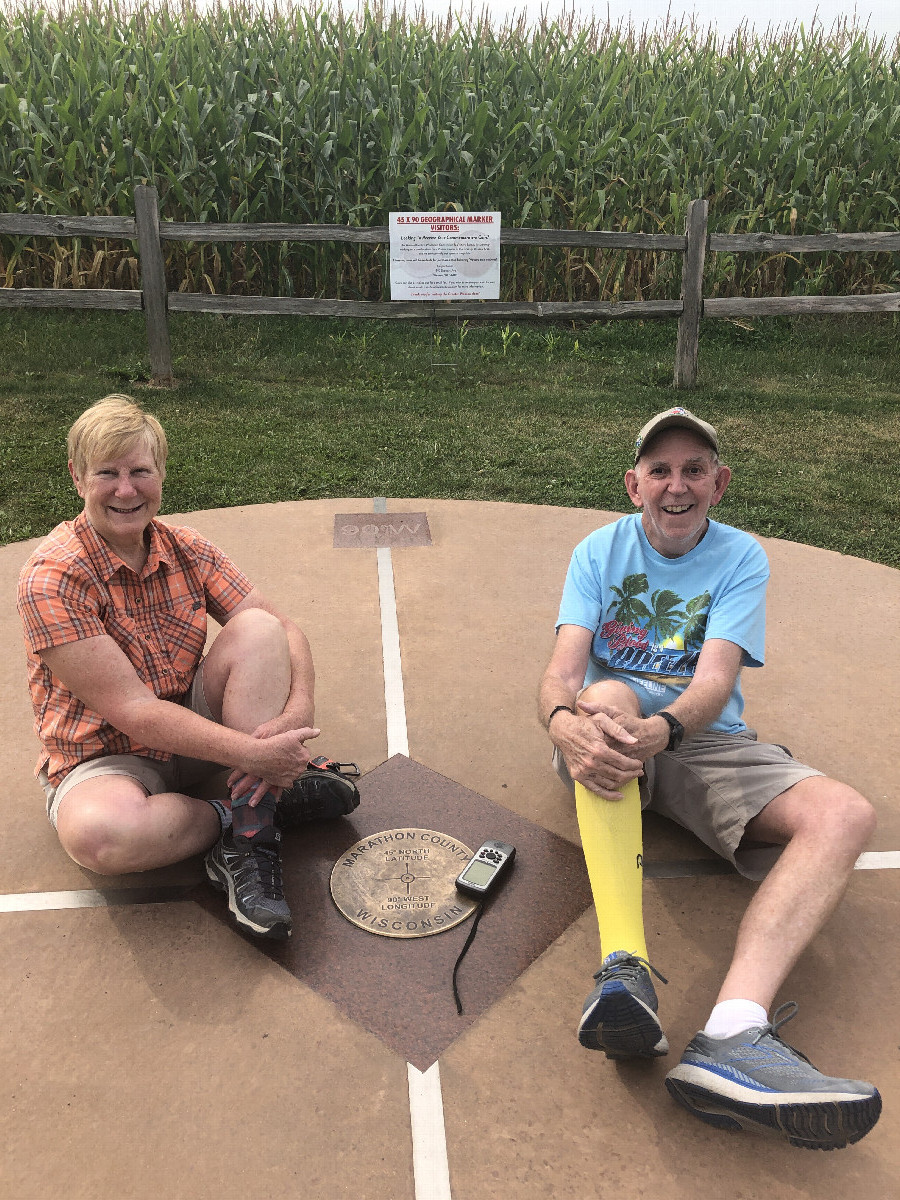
top-left (330, 828), bottom-right (478, 938)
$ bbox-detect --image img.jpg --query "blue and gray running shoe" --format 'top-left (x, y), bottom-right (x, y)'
top-left (578, 950), bottom-right (669, 1059)
top-left (665, 1002), bottom-right (881, 1150)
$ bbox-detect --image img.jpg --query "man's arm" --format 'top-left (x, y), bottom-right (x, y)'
top-left (221, 588), bottom-right (315, 736)
top-left (539, 624), bottom-right (643, 782)
top-left (39, 634), bottom-right (315, 788)
top-left (577, 637), bottom-right (745, 760)
top-left (540, 626), bottom-right (744, 789)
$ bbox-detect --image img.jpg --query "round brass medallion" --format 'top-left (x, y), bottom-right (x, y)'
top-left (330, 828), bottom-right (478, 938)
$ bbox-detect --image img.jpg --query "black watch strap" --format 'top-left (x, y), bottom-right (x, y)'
top-left (548, 704), bottom-right (576, 728)
top-left (657, 709), bottom-right (684, 751)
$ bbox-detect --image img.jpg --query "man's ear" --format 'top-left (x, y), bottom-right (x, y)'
top-left (711, 464), bottom-right (732, 506)
top-left (624, 467), bottom-right (643, 509)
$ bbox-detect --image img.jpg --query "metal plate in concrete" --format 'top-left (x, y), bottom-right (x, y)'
top-left (333, 511), bottom-right (432, 547)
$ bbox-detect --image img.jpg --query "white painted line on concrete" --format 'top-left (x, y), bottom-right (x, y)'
top-left (373, 499), bottom-right (452, 1200)
top-left (407, 1062), bottom-right (453, 1200)
top-left (4, 850), bottom-right (899, 916)
top-left (374, 502), bottom-right (410, 759)
top-left (855, 851), bottom-right (900, 869)
top-left (0, 886), bottom-right (188, 912)
top-left (377, 546), bottom-right (409, 757)
top-left (0, 890), bottom-right (111, 912)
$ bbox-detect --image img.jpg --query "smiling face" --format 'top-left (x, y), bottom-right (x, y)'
top-left (69, 439), bottom-right (164, 557)
top-left (624, 428), bottom-right (730, 558)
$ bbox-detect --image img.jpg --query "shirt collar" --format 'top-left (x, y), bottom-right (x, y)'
top-left (74, 511), bottom-right (173, 580)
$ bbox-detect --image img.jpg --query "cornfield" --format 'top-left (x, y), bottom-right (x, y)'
top-left (1, 2), bottom-right (899, 301)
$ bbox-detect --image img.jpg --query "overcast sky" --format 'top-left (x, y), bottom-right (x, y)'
top-left (408, 1), bottom-right (900, 40)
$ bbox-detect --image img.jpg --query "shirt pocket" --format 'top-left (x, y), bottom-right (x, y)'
top-left (104, 607), bottom-right (150, 678)
top-left (154, 597), bottom-right (208, 681)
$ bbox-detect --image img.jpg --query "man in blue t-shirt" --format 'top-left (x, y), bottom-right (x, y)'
top-left (539, 406), bottom-right (880, 1150)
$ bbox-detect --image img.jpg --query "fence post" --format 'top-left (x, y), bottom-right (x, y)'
top-left (673, 198), bottom-right (708, 389)
top-left (134, 184), bottom-right (173, 385)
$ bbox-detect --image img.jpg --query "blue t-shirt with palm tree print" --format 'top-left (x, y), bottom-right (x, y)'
top-left (557, 513), bottom-right (769, 733)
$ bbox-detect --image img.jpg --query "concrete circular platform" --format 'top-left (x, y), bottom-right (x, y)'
top-left (1, 499), bottom-right (897, 1199)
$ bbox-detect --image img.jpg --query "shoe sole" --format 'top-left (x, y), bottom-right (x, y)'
top-left (205, 855), bottom-right (292, 940)
top-left (578, 982), bottom-right (668, 1059)
top-left (665, 1074), bottom-right (882, 1150)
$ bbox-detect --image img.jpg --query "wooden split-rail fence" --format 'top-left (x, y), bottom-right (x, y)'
top-left (1, 186), bottom-right (898, 387)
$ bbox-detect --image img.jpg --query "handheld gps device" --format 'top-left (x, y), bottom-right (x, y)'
top-left (455, 839), bottom-right (516, 899)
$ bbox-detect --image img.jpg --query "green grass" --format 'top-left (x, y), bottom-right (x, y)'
top-left (1, 308), bottom-right (898, 567)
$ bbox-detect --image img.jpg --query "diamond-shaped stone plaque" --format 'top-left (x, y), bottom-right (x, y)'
top-left (196, 755), bottom-right (592, 1069)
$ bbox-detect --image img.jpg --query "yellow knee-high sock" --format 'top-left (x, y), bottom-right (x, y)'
top-left (575, 777), bottom-right (647, 962)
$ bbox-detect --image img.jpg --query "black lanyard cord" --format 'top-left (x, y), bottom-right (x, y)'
top-left (451, 900), bottom-right (485, 1015)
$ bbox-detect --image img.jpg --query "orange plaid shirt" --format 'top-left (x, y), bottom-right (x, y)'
top-left (18, 512), bottom-right (253, 787)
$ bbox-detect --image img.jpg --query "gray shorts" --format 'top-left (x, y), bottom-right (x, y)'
top-left (41, 665), bottom-right (224, 830)
top-left (553, 728), bottom-right (823, 880)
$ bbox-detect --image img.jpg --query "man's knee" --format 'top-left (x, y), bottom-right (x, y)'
top-left (806, 779), bottom-right (876, 846)
top-left (579, 679), bottom-right (641, 716)
top-left (835, 786), bottom-right (878, 846)
top-left (759, 776), bottom-right (877, 853)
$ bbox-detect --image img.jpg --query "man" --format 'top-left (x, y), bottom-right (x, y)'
top-left (18, 394), bottom-right (360, 940)
top-left (539, 406), bottom-right (881, 1149)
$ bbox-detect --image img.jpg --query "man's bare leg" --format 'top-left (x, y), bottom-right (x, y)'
top-left (716, 776), bottom-right (876, 1009)
top-left (664, 776), bottom-right (881, 1150)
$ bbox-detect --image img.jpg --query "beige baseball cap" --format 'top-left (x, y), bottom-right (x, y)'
top-left (633, 407), bottom-right (719, 462)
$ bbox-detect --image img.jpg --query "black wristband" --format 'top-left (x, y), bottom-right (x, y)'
top-left (547, 704), bottom-right (576, 729)
top-left (657, 709), bottom-right (684, 752)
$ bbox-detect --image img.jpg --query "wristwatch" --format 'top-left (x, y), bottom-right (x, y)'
top-left (657, 710), bottom-right (684, 752)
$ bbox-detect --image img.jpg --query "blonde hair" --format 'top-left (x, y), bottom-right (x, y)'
top-left (67, 394), bottom-right (168, 479)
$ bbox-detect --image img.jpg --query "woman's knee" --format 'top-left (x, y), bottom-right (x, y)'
top-left (219, 606), bottom-right (286, 650)
top-left (56, 784), bottom-right (152, 875)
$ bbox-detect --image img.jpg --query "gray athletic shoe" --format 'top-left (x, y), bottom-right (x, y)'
top-left (205, 828), bottom-right (292, 940)
top-left (578, 950), bottom-right (669, 1058)
top-left (665, 1002), bottom-right (882, 1149)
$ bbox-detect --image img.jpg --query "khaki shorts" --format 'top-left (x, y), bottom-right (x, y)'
top-left (41, 665), bottom-right (224, 830)
top-left (553, 728), bottom-right (823, 881)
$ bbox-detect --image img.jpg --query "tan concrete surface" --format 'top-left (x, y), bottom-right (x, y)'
top-left (441, 873), bottom-right (899, 1200)
top-left (1, 904), bottom-right (413, 1200)
top-left (2, 498), bottom-right (897, 1198)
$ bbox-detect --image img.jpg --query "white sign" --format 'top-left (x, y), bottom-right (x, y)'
top-left (389, 211), bottom-right (501, 300)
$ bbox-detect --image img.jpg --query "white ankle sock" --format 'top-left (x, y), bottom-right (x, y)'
top-left (703, 999), bottom-right (768, 1039)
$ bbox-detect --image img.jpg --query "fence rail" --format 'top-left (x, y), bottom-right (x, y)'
top-left (2, 185), bottom-right (898, 387)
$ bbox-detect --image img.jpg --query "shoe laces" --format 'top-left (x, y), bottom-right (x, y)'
top-left (233, 836), bottom-right (286, 901)
top-left (594, 953), bottom-right (668, 987)
top-left (309, 756), bottom-right (361, 778)
top-left (751, 1001), bottom-right (813, 1065)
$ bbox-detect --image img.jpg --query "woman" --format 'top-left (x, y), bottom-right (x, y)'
top-left (18, 394), bottom-right (357, 938)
